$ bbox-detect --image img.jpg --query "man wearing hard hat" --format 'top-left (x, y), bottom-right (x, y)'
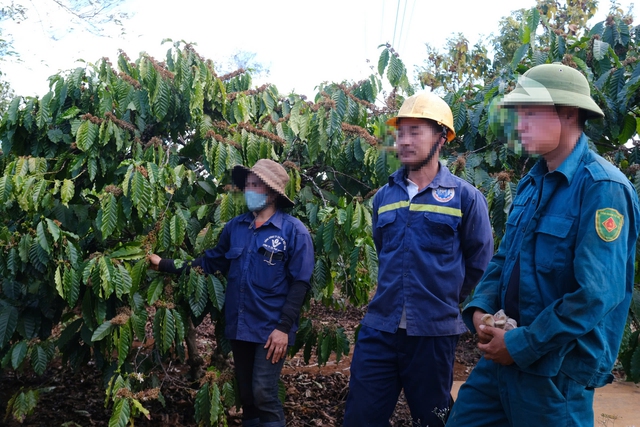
top-left (446, 64), bottom-right (640, 426)
top-left (343, 93), bottom-right (494, 426)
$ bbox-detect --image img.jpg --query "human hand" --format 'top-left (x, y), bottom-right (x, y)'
top-left (147, 254), bottom-right (161, 271)
top-left (265, 329), bottom-right (288, 364)
top-left (472, 309), bottom-right (493, 344)
top-left (477, 325), bottom-right (514, 365)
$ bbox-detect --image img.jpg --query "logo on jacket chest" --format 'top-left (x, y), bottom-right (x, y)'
top-left (432, 187), bottom-right (455, 203)
top-left (263, 235), bottom-right (287, 252)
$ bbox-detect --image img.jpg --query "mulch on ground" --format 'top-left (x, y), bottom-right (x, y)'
top-left (0, 302), bottom-right (481, 426)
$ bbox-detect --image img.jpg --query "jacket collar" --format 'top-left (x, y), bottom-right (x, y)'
top-left (389, 162), bottom-right (457, 189)
top-left (529, 133), bottom-right (589, 186)
top-left (240, 210), bottom-right (284, 229)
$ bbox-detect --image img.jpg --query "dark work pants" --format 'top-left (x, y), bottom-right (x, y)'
top-left (231, 340), bottom-right (286, 427)
top-left (343, 325), bottom-right (458, 427)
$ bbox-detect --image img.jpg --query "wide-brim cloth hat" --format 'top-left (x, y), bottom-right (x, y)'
top-left (232, 158), bottom-right (294, 209)
top-left (499, 63), bottom-right (604, 120)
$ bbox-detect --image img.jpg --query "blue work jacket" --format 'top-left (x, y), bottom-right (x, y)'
top-left (464, 134), bottom-right (640, 387)
top-left (363, 163), bottom-right (494, 336)
top-left (193, 210), bottom-right (314, 344)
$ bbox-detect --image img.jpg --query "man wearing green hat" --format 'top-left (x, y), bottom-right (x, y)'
top-left (446, 63), bottom-right (640, 426)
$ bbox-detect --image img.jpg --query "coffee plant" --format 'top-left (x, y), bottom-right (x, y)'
top-left (1, 2), bottom-right (639, 424)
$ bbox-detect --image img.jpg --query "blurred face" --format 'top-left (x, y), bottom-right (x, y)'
top-left (245, 172), bottom-right (268, 194)
top-left (515, 105), bottom-right (562, 156)
top-left (395, 118), bottom-right (444, 168)
top-left (244, 172), bottom-right (276, 212)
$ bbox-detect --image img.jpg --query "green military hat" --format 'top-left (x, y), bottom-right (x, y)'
top-left (500, 63), bottom-right (604, 120)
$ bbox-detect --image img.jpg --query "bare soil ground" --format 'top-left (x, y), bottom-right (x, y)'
top-left (0, 302), bottom-right (481, 426)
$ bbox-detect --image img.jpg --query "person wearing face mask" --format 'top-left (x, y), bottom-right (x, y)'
top-left (149, 158), bottom-right (314, 427)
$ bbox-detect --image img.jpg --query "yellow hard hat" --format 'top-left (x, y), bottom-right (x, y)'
top-left (386, 92), bottom-right (456, 142)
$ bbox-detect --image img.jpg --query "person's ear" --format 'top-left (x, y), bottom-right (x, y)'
top-left (557, 106), bottom-right (579, 122)
top-left (438, 132), bottom-right (447, 148)
top-left (268, 190), bottom-right (278, 205)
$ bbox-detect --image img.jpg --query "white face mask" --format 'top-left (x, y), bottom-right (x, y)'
top-left (244, 190), bottom-right (269, 212)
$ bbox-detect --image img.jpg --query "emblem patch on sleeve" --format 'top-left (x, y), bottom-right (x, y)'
top-left (595, 208), bottom-right (624, 242)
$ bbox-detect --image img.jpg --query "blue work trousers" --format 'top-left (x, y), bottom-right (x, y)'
top-left (446, 357), bottom-right (594, 427)
top-left (343, 325), bottom-right (458, 427)
top-left (231, 340), bottom-right (286, 427)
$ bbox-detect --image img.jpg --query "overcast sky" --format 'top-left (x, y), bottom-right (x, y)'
top-left (1, 0), bottom-right (637, 99)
